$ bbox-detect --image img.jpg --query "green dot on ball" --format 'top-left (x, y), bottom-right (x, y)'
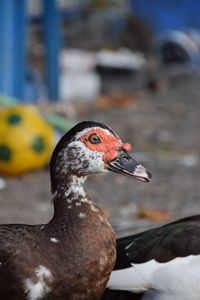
top-left (32, 136), bottom-right (45, 153)
top-left (0, 145), bottom-right (12, 161)
top-left (7, 114), bottom-right (22, 125)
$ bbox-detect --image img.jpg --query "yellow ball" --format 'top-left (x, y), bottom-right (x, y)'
top-left (0, 105), bottom-right (55, 175)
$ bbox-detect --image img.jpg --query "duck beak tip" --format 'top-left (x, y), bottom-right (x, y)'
top-left (107, 150), bottom-right (151, 182)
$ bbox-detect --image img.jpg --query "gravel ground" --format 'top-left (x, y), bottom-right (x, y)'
top-left (1, 71), bottom-right (200, 238)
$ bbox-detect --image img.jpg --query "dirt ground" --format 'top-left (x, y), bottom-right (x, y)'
top-left (1, 70), bottom-right (200, 238)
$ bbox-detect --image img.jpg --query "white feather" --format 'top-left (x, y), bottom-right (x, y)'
top-left (107, 255), bottom-right (200, 299)
top-left (23, 265), bottom-right (53, 300)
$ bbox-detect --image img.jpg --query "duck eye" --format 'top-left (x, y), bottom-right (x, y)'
top-left (88, 133), bottom-right (101, 144)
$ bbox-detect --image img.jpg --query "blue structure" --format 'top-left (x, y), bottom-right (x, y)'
top-left (0, 0), bottom-right (60, 101)
top-left (129, 0), bottom-right (200, 34)
top-left (43, 0), bottom-right (60, 100)
top-left (0, 0), bottom-right (26, 100)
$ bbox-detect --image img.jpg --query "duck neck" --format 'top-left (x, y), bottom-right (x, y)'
top-left (51, 174), bottom-right (88, 220)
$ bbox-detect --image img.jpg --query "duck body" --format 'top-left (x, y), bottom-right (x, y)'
top-left (0, 201), bottom-right (115, 300)
top-left (107, 215), bottom-right (200, 300)
top-left (0, 121), bottom-right (150, 300)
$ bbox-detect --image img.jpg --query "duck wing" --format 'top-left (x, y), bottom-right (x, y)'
top-left (107, 215), bottom-right (200, 297)
top-left (115, 214), bottom-right (200, 268)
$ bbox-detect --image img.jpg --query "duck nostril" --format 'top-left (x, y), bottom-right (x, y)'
top-left (121, 154), bottom-right (129, 161)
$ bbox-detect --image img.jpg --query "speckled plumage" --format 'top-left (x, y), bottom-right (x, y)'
top-left (0, 121), bottom-right (150, 300)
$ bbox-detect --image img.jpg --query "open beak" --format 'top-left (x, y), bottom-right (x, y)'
top-left (107, 149), bottom-right (151, 182)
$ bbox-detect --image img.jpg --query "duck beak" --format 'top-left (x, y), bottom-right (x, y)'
top-left (107, 149), bottom-right (151, 182)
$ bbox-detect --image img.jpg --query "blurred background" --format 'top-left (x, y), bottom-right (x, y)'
top-left (1, 0), bottom-right (200, 237)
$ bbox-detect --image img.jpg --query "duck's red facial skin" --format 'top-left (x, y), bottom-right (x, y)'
top-left (122, 143), bottom-right (132, 152)
top-left (80, 128), bottom-right (132, 162)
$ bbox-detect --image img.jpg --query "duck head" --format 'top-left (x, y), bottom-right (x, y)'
top-left (50, 121), bottom-right (151, 191)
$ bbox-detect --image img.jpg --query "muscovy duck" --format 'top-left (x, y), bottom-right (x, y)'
top-left (0, 121), bottom-right (151, 300)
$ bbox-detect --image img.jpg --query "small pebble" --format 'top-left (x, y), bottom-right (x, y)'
top-left (178, 155), bottom-right (198, 167)
top-left (0, 178), bottom-right (6, 190)
top-left (37, 202), bottom-right (49, 211)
